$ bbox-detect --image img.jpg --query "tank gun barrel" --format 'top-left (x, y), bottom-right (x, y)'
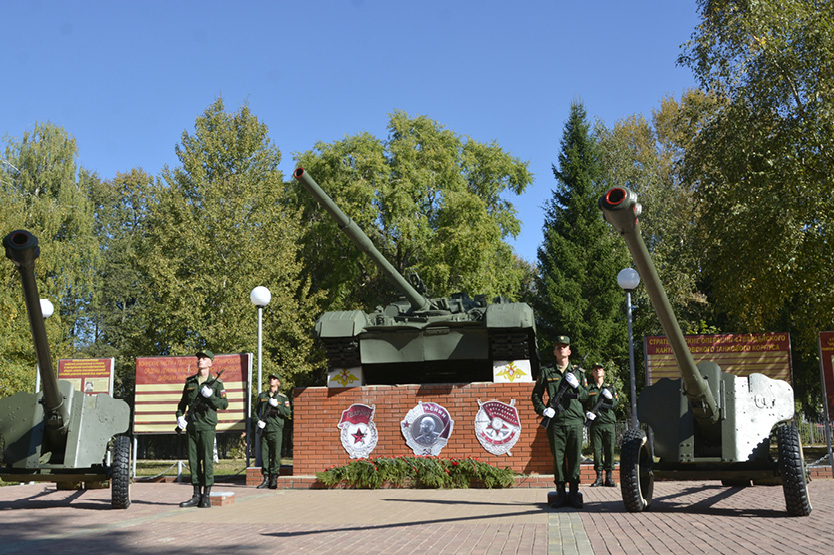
top-left (599, 188), bottom-right (718, 426)
top-left (294, 167), bottom-right (432, 312)
top-left (3, 229), bottom-right (69, 435)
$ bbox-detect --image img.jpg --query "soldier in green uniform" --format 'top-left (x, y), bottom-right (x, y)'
top-left (254, 373), bottom-right (292, 489)
top-left (176, 349), bottom-right (229, 508)
top-left (531, 335), bottom-right (589, 508)
top-left (585, 363), bottom-right (619, 487)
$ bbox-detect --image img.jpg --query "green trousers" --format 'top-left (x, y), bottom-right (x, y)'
top-left (186, 428), bottom-right (216, 487)
top-left (590, 422), bottom-right (615, 472)
top-left (260, 429), bottom-right (283, 475)
top-left (547, 422), bottom-right (584, 483)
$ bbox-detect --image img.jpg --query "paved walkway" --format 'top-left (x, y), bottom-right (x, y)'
top-left (0, 479), bottom-right (832, 554)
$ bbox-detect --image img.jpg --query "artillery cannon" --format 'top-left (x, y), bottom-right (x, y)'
top-left (0, 230), bottom-right (132, 508)
top-left (294, 167), bottom-right (538, 384)
top-left (599, 187), bottom-right (811, 517)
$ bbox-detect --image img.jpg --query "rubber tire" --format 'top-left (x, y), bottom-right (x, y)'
top-left (620, 427), bottom-right (653, 512)
top-left (111, 435), bottom-right (132, 509)
top-left (777, 423), bottom-right (812, 517)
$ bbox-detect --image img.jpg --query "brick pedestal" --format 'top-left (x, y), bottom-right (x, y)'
top-left (292, 382), bottom-right (555, 477)
top-left (209, 491), bottom-right (235, 506)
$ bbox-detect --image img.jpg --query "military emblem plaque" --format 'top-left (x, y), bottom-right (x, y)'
top-left (474, 398), bottom-right (521, 456)
top-left (337, 403), bottom-right (378, 459)
top-left (401, 401), bottom-right (454, 456)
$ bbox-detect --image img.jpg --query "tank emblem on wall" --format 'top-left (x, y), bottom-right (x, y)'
top-left (328, 367), bottom-right (363, 388)
top-left (337, 403), bottom-right (378, 459)
top-left (474, 399), bottom-right (521, 456)
top-left (493, 360), bottom-right (532, 383)
top-left (401, 401), bottom-right (454, 456)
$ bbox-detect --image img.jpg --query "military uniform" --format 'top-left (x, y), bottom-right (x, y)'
top-left (532, 363), bottom-right (589, 483)
top-left (586, 379), bottom-right (619, 486)
top-left (176, 350), bottom-right (228, 507)
top-left (254, 381), bottom-right (292, 488)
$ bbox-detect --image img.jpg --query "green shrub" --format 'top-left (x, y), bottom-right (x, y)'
top-left (316, 456), bottom-right (516, 489)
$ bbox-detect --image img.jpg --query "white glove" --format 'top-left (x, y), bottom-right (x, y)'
top-left (602, 388), bottom-right (613, 400)
top-left (585, 411), bottom-right (597, 421)
top-left (565, 372), bottom-right (579, 388)
top-left (257, 420), bottom-right (266, 429)
top-left (201, 385), bottom-right (212, 398)
top-left (543, 407), bottom-right (556, 418)
top-left (177, 416), bottom-right (188, 430)
top-left (269, 398), bottom-right (279, 407)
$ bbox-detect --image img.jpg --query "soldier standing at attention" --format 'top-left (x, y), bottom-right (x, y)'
top-left (176, 349), bottom-right (228, 508)
top-left (585, 363), bottom-right (619, 487)
top-left (532, 335), bottom-right (589, 508)
top-left (254, 373), bottom-right (292, 489)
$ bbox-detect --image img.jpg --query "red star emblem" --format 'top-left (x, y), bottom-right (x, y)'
top-left (351, 428), bottom-right (366, 444)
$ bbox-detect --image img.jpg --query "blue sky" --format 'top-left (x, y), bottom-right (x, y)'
top-left (2, 0), bottom-right (700, 264)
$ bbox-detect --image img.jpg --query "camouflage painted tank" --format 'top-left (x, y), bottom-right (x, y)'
top-left (294, 167), bottom-right (538, 384)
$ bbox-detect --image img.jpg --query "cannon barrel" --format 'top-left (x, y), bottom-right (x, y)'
top-left (3, 229), bottom-right (69, 435)
top-left (599, 188), bottom-right (719, 426)
top-left (294, 167), bottom-right (432, 312)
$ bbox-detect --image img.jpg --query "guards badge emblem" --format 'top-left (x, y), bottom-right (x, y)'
top-left (337, 403), bottom-right (378, 459)
top-left (401, 401), bottom-right (454, 456)
top-left (474, 399), bottom-right (521, 456)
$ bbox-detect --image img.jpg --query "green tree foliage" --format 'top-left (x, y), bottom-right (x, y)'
top-left (138, 99), bottom-right (322, 390)
top-left (0, 123), bottom-right (98, 395)
top-left (290, 110), bottom-right (533, 312)
top-left (535, 102), bottom-right (631, 366)
top-left (85, 168), bottom-right (156, 398)
top-left (679, 0), bottom-right (834, 409)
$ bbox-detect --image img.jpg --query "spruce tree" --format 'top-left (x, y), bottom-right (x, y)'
top-left (535, 102), bottom-right (630, 367)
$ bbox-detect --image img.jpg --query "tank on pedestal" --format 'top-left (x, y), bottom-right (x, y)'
top-left (294, 167), bottom-right (539, 385)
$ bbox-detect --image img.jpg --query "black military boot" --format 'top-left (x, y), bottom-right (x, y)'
top-left (268, 473), bottom-right (278, 489)
top-left (548, 482), bottom-right (567, 508)
top-left (604, 470), bottom-right (616, 487)
top-left (179, 484), bottom-right (201, 508)
top-left (591, 471), bottom-right (603, 487)
top-left (256, 474), bottom-right (270, 489)
top-left (568, 481), bottom-right (583, 509)
top-left (199, 485), bottom-right (212, 508)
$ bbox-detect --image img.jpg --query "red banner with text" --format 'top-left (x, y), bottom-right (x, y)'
top-left (133, 353), bottom-right (251, 434)
top-left (57, 358), bottom-right (115, 395)
top-left (645, 332), bottom-right (792, 385)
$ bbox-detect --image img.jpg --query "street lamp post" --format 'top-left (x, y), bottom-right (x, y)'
top-left (35, 298), bottom-right (55, 393)
top-left (250, 286), bottom-right (271, 468)
top-left (617, 268), bottom-right (641, 429)
top-left (250, 286), bottom-right (272, 393)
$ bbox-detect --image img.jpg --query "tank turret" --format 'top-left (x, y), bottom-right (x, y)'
top-left (599, 187), bottom-right (811, 517)
top-left (0, 230), bottom-right (132, 508)
top-left (294, 168), bottom-right (538, 384)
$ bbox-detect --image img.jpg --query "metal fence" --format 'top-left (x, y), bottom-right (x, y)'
top-left (795, 418), bottom-right (833, 446)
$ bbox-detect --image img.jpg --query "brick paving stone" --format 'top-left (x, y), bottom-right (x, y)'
top-left (0, 478), bottom-right (832, 554)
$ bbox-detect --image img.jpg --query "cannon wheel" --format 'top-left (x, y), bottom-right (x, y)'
top-left (777, 423), bottom-right (812, 517)
top-left (620, 428), bottom-right (653, 512)
top-left (111, 435), bottom-right (132, 509)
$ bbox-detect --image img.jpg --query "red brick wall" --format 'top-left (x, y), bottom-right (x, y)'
top-left (292, 382), bottom-right (553, 476)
